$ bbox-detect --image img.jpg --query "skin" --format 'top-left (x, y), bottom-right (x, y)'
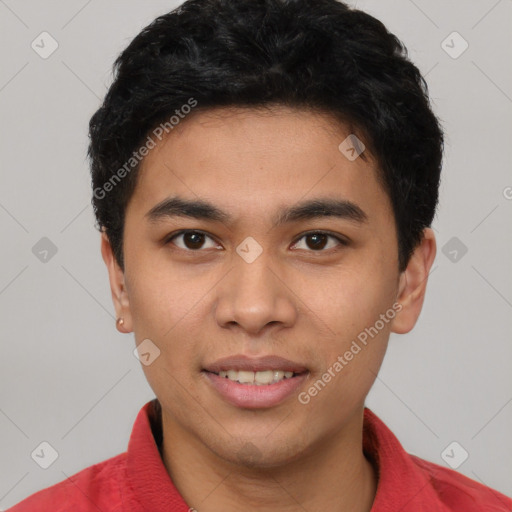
top-left (101, 106), bottom-right (436, 512)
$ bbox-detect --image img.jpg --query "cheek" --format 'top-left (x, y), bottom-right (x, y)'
top-left (127, 268), bottom-right (203, 401)
top-left (307, 257), bottom-right (397, 391)
top-left (125, 256), bottom-right (215, 376)
top-left (305, 297), bottom-right (392, 420)
top-left (319, 262), bottom-right (397, 333)
top-left (125, 245), bottom-right (199, 337)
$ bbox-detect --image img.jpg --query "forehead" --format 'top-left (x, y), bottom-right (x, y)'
top-left (128, 106), bottom-right (392, 226)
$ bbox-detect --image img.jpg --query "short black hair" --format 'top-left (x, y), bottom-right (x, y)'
top-left (88, 0), bottom-right (443, 272)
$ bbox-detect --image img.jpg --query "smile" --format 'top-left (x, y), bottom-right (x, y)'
top-left (215, 369), bottom-right (296, 385)
top-left (203, 370), bottom-right (308, 409)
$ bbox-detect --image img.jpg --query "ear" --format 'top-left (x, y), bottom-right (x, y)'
top-left (100, 230), bottom-right (133, 333)
top-left (390, 228), bottom-right (437, 334)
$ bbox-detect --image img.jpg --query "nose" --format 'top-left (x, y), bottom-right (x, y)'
top-left (214, 253), bottom-right (298, 337)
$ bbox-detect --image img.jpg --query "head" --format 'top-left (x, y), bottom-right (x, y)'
top-left (91, 0), bottom-right (442, 467)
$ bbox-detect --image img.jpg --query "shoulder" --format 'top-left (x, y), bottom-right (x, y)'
top-left (410, 454), bottom-right (512, 511)
top-left (7, 453), bottom-right (127, 512)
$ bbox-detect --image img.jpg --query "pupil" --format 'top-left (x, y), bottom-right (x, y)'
top-left (185, 232), bottom-right (204, 249)
top-left (307, 234), bottom-right (327, 250)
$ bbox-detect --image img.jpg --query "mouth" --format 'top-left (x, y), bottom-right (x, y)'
top-left (202, 355), bottom-right (309, 408)
top-left (204, 369), bottom-right (304, 385)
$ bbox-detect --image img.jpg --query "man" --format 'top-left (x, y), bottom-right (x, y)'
top-left (9, 0), bottom-right (511, 510)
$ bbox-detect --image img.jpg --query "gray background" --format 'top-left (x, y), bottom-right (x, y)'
top-left (1, 0), bottom-right (511, 508)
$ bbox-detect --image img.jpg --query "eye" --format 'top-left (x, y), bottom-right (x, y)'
top-left (165, 230), bottom-right (220, 251)
top-left (165, 230), bottom-right (348, 253)
top-left (291, 231), bottom-right (348, 252)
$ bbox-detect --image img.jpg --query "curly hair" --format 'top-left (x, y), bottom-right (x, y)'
top-left (88, 0), bottom-right (444, 271)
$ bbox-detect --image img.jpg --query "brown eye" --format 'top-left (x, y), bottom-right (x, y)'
top-left (182, 232), bottom-right (205, 249)
top-left (292, 232), bottom-right (347, 252)
top-left (167, 230), bottom-right (219, 251)
top-left (305, 233), bottom-right (328, 250)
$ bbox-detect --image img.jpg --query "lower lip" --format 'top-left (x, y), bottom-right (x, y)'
top-left (203, 371), bottom-right (308, 409)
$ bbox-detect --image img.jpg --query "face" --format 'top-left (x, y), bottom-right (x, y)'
top-left (102, 106), bottom-right (435, 468)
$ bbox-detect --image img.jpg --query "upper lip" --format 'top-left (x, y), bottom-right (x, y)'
top-left (203, 355), bottom-right (308, 374)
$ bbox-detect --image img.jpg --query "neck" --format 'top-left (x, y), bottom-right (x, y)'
top-left (160, 407), bottom-right (377, 512)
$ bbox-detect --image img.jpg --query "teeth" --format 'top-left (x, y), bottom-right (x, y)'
top-left (237, 370), bottom-right (255, 384)
top-left (217, 369), bottom-right (295, 385)
top-left (255, 370), bottom-right (274, 384)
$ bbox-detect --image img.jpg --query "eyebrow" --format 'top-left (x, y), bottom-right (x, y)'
top-left (145, 196), bottom-right (368, 227)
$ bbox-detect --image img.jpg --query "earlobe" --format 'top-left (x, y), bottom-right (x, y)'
top-left (390, 228), bottom-right (437, 335)
top-left (100, 231), bottom-right (133, 333)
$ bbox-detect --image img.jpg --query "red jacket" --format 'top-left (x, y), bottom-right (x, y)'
top-left (8, 399), bottom-right (511, 511)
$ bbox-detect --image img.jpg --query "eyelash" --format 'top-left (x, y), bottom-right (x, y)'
top-left (164, 229), bottom-right (349, 253)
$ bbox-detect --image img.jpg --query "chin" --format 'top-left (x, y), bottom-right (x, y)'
top-left (211, 435), bottom-right (310, 470)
